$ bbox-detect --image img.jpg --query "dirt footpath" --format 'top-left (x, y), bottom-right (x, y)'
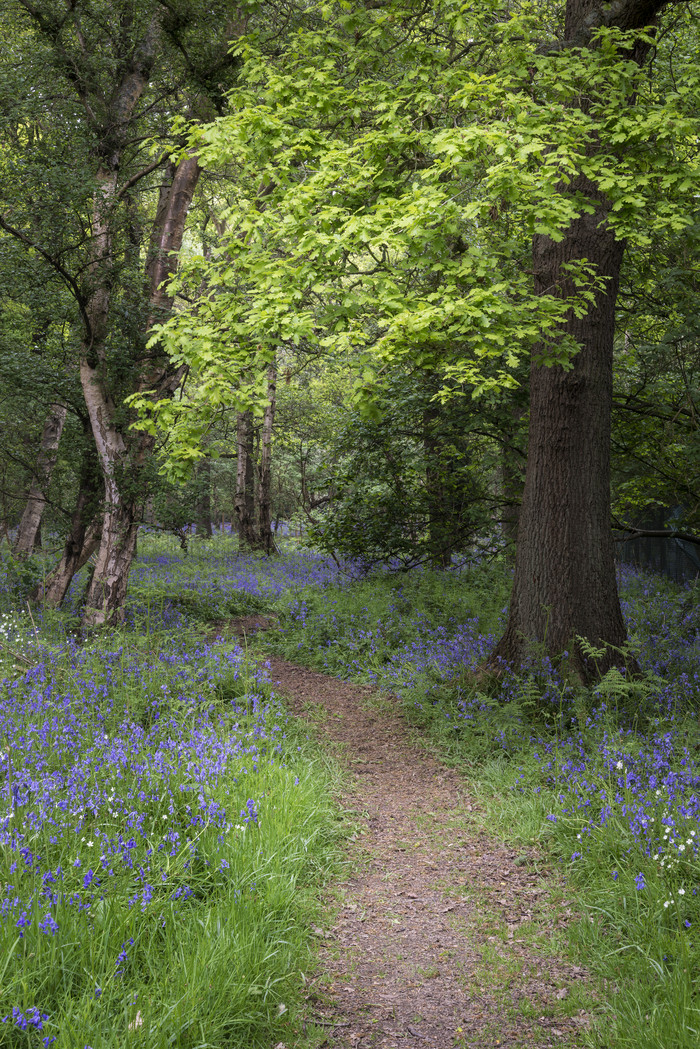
top-left (267, 656), bottom-right (594, 1049)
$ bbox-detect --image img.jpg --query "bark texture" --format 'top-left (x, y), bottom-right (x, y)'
top-left (490, 0), bottom-right (667, 681)
top-left (13, 403), bottom-right (67, 558)
top-left (81, 151), bottom-right (200, 628)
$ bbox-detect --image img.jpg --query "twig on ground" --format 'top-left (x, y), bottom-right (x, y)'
top-left (0, 639), bottom-right (32, 666)
top-left (25, 601), bottom-right (39, 639)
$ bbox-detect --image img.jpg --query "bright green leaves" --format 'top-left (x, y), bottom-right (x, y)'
top-left (137, 0), bottom-right (699, 463)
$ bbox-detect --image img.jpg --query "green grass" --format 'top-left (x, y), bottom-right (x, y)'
top-left (0, 540), bottom-right (349, 1049)
top-left (266, 560), bottom-right (511, 680)
top-left (260, 559), bottom-right (700, 1049)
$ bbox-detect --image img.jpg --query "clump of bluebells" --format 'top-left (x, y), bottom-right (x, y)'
top-left (0, 546), bottom-right (339, 1049)
top-left (125, 542), bottom-right (362, 628)
top-left (275, 565), bottom-right (505, 684)
top-left (0, 539), bottom-right (362, 633)
top-left (0, 633), bottom-right (277, 1030)
top-left (275, 560), bottom-right (700, 1046)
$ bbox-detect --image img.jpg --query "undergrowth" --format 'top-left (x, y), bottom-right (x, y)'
top-left (266, 559), bottom-right (700, 1049)
top-left (6, 532), bottom-right (700, 1047)
top-left (0, 536), bottom-right (348, 1049)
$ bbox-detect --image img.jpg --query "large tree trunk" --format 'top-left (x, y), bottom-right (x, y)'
top-left (81, 154), bottom-right (200, 628)
top-left (257, 362), bottom-right (278, 555)
top-left (235, 410), bottom-right (257, 549)
top-left (490, 0), bottom-right (666, 682)
top-left (13, 403), bottom-right (67, 558)
top-left (491, 195), bottom-right (628, 680)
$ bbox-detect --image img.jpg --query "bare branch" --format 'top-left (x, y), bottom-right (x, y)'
top-left (116, 152), bottom-right (170, 200)
top-left (614, 526), bottom-right (700, 547)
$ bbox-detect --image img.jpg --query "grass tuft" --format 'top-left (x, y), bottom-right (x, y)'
top-left (0, 535), bottom-right (349, 1048)
top-left (264, 557), bottom-right (700, 1049)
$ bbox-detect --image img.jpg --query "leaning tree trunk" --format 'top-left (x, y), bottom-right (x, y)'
top-left (489, 0), bottom-right (665, 682)
top-left (41, 514), bottom-right (102, 608)
top-left (37, 437), bottom-right (102, 607)
top-left (256, 361), bottom-right (278, 555)
top-left (13, 403), bottom-right (67, 559)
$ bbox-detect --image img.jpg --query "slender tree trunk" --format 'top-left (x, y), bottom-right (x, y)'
top-left (423, 398), bottom-right (453, 569)
top-left (13, 403), bottom-right (68, 558)
top-left (42, 514), bottom-right (103, 608)
top-left (37, 439), bottom-right (102, 607)
top-left (235, 410), bottom-right (257, 549)
top-left (257, 361), bottom-right (278, 555)
top-left (69, 20), bottom-right (158, 628)
top-left (195, 459), bottom-right (213, 538)
top-left (490, 0), bottom-right (665, 681)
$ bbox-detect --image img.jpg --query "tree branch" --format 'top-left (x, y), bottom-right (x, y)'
top-left (0, 214), bottom-right (91, 336)
top-left (116, 152), bottom-right (169, 199)
top-left (539, 0), bottom-right (676, 53)
top-left (614, 526), bottom-right (700, 547)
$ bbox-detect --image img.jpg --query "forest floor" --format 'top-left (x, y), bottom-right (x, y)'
top-left (266, 656), bottom-right (597, 1049)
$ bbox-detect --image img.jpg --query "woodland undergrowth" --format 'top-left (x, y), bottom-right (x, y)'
top-left (264, 555), bottom-right (700, 1049)
top-left (3, 534), bottom-right (700, 1048)
top-left (0, 534), bottom-right (347, 1049)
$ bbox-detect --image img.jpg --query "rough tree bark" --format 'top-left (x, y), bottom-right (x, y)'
top-left (81, 152), bottom-right (201, 627)
top-left (490, 0), bottom-right (668, 682)
top-left (13, 403), bottom-right (67, 558)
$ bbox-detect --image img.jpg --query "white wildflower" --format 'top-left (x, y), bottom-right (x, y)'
top-left (128, 1011), bottom-right (143, 1031)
